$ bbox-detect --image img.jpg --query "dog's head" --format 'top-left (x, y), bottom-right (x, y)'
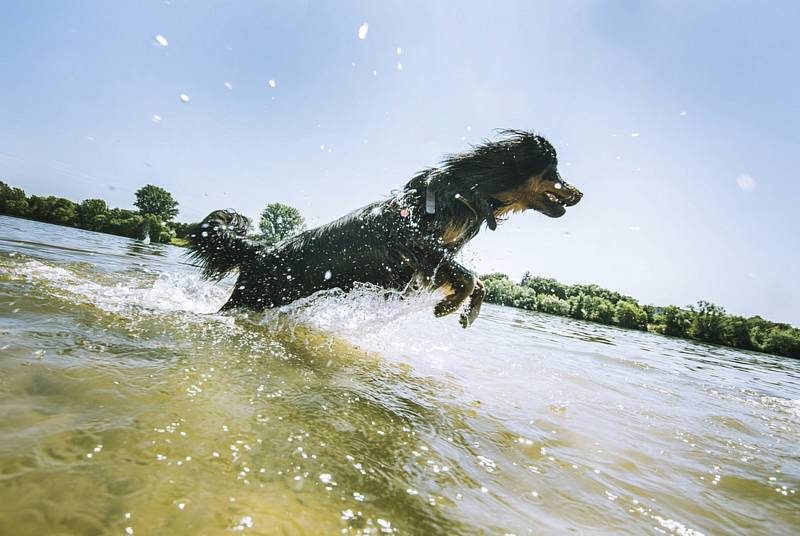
top-left (489, 131), bottom-right (582, 219)
top-left (441, 130), bottom-right (582, 220)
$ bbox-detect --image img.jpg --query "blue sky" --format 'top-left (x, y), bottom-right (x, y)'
top-left (1, 1), bottom-right (798, 325)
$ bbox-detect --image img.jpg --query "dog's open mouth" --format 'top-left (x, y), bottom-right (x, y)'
top-left (542, 193), bottom-right (568, 217)
top-left (545, 192), bottom-right (567, 206)
top-left (540, 185), bottom-right (581, 218)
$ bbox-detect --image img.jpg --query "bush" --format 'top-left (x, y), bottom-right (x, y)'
top-left (614, 300), bottom-right (647, 330)
top-left (585, 296), bottom-right (615, 324)
top-left (524, 276), bottom-right (567, 300)
top-left (656, 306), bottom-right (692, 338)
top-left (537, 294), bottom-right (570, 316)
top-left (172, 221), bottom-right (199, 239)
top-left (484, 277), bottom-right (537, 309)
top-left (76, 199), bottom-right (108, 229)
top-left (0, 181), bottom-right (29, 216)
top-left (760, 328), bottom-right (800, 358)
top-left (690, 301), bottom-right (726, 343)
top-left (722, 316), bottom-right (754, 350)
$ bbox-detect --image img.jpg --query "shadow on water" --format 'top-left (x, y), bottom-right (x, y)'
top-left (125, 240), bottom-right (168, 259)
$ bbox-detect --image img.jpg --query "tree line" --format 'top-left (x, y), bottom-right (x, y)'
top-left (0, 181), bottom-right (181, 243)
top-left (0, 181), bottom-right (306, 246)
top-left (481, 272), bottom-right (800, 359)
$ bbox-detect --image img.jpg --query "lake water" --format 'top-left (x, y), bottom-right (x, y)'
top-left (0, 214), bottom-right (798, 535)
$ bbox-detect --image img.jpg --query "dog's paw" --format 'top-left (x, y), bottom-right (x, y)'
top-left (459, 304), bottom-right (481, 328)
top-left (434, 300), bottom-right (456, 317)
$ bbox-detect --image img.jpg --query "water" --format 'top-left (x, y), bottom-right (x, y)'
top-left (0, 215), bottom-right (798, 535)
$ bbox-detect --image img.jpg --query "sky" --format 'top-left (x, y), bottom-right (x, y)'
top-left (1, 0), bottom-right (798, 326)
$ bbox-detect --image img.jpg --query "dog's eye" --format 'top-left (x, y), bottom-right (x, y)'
top-left (554, 181), bottom-right (563, 190)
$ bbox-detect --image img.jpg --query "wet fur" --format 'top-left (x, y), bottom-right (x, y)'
top-left (188, 130), bottom-right (581, 327)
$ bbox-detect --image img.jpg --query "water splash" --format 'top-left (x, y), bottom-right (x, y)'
top-left (10, 259), bottom-right (230, 315)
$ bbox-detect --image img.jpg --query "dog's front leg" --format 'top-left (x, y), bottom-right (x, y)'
top-left (432, 261), bottom-right (483, 328)
top-left (461, 276), bottom-right (485, 328)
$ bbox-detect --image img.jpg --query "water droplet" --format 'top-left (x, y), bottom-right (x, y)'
top-left (358, 23), bottom-right (369, 40)
top-left (154, 34), bottom-right (168, 47)
top-left (396, 47), bottom-right (402, 55)
top-left (179, 93), bottom-right (190, 103)
top-left (268, 79), bottom-right (276, 88)
top-left (224, 81), bottom-right (233, 90)
top-left (631, 132), bottom-right (640, 137)
top-left (151, 114), bottom-right (162, 124)
top-left (324, 270), bottom-right (332, 280)
top-left (397, 63), bottom-right (402, 70)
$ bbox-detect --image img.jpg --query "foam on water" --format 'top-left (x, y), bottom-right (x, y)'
top-left (9, 255), bottom-right (463, 363)
top-left (10, 258), bottom-right (231, 316)
top-left (263, 283), bottom-right (469, 368)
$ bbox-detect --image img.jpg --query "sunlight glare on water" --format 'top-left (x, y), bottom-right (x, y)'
top-left (0, 216), bottom-right (799, 535)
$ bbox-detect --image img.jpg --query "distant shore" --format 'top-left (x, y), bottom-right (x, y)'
top-left (0, 181), bottom-right (195, 246)
top-left (481, 273), bottom-right (799, 359)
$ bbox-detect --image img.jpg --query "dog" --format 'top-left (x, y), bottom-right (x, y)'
top-left (188, 130), bottom-right (582, 327)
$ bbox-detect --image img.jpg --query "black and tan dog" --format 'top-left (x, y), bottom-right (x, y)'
top-left (188, 130), bottom-right (582, 327)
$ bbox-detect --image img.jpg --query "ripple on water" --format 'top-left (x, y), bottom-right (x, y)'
top-left (2, 219), bottom-right (800, 534)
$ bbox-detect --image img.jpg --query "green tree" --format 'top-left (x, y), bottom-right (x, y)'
top-left (654, 306), bottom-right (692, 338)
top-left (27, 195), bottom-right (55, 221)
top-left (50, 198), bottom-right (77, 225)
top-left (258, 203), bottom-right (304, 244)
top-left (761, 328), bottom-right (800, 358)
top-left (585, 296), bottom-right (615, 324)
top-left (722, 316), bottom-right (754, 350)
top-left (134, 185), bottom-right (179, 222)
top-left (172, 221), bottom-right (199, 239)
top-left (27, 195), bottom-right (76, 225)
top-left (568, 294), bottom-right (590, 320)
top-left (0, 181), bottom-right (29, 216)
top-left (524, 276), bottom-right (567, 300)
top-left (76, 199), bottom-right (108, 229)
top-left (689, 301), bottom-right (726, 343)
top-left (100, 208), bottom-right (144, 238)
top-left (537, 294), bottom-right (570, 316)
top-left (614, 300), bottom-right (648, 330)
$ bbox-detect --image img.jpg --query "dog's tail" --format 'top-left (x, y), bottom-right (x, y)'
top-left (187, 210), bottom-right (257, 280)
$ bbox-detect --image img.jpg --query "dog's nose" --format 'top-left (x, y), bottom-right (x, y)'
top-left (565, 186), bottom-right (582, 206)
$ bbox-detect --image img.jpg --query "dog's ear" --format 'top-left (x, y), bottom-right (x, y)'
top-left (472, 194), bottom-right (497, 231)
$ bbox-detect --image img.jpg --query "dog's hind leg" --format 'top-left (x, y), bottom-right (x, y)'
top-left (432, 261), bottom-right (482, 327)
